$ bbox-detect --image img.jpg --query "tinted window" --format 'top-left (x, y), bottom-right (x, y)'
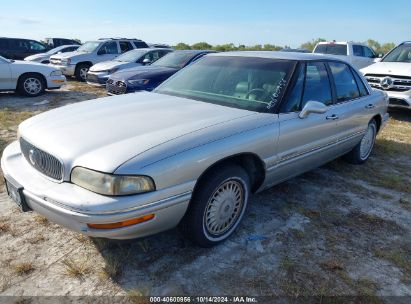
top-left (301, 62), bottom-right (333, 107)
top-left (280, 63), bottom-right (305, 113)
top-left (99, 41), bottom-right (118, 54)
top-left (0, 39), bottom-right (9, 49)
top-left (329, 62), bottom-right (360, 102)
top-left (314, 44), bottom-right (347, 56)
top-left (156, 56), bottom-right (295, 113)
top-left (119, 41), bottom-right (133, 53)
top-left (133, 41), bottom-right (148, 48)
top-left (363, 46), bottom-right (376, 58)
top-left (353, 45), bottom-right (363, 57)
top-left (29, 41), bottom-right (46, 51)
top-left (152, 52), bottom-right (203, 69)
top-left (352, 69), bottom-right (369, 97)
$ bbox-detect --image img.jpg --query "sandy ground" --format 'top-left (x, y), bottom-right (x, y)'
top-left (0, 82), bottom-right (410, 302)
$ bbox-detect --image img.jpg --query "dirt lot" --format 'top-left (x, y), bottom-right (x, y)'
top-left (0, 82), bottom-right (410, 302)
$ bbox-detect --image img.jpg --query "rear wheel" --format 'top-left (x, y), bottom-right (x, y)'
top-left (17, 73), bottom-right (45, 97)
top-left (180, 164), bottom-right (250, 247)
top-left (345, 119), bottom-right (377, 164)
top-left (75, 63), bottom-right (91, 82)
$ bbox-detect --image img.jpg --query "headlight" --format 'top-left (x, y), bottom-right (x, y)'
top-left (50, 70), bottom-right (62, 76)
top-left (61, 58), bottom-right (71, 65)
top-left (128, 79), bottom-right (149, 86)
top-left (71, 167), bottom-right (155, 196)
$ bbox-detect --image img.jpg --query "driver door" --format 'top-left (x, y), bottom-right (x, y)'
top-left (0, 59), bottom-right (12, 90)
top-left (265, 62), bottom-right (340, 185)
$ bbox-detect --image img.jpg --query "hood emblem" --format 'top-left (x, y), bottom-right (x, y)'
top-left (380, 77), bottom-right (394, 90)
top-left (28, 149), bottom-right (36, 165)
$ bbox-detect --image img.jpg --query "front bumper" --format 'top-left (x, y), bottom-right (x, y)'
top-left (1, 141), bottom-right (191, 239)
top-left (385, 90), bottom-right (411, 109)
top-left (46, 75), bottom-right (66, 89)
top-left (86, 71), bottom-right (110, 86)
top-left (49, 64), bottom-right (76, 77)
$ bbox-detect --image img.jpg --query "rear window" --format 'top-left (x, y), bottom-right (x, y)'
top-left (314, 44), bottom-right (347, 56)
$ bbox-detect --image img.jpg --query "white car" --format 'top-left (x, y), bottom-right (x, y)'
top-left (49, 38), bottom-right (149, 82)
top-left (361, 41), bottom-right (411, 110)
top-left (24, 45), bottom-right (80, 64)
top-left (313, 41), bottom-right (380, 69)
top-left (0, 55), bottom-right (66, 97)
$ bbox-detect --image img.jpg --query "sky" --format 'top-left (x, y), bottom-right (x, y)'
top-left (0, 0), bottom-right (409, 47)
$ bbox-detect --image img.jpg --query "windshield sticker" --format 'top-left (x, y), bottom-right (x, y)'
top-left (267, 78), bottom-right (287, 110)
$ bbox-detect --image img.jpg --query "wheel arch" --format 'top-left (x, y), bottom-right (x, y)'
top-left (192, 153), bottom-right (266, 196)
top-left (372, 114), bottom-right (382, 133)
top-left (16, 72), bottom-right (47, 90)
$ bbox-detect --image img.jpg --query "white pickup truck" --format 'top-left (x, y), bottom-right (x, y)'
top-left (313, 41), bottom-right (380, 69)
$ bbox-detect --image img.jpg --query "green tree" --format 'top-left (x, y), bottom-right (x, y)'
top-left (191, 42), bottom-right (213, 50)
top-left (379, 43), bottom-right (396, 55)
top-left (174, 42), bottom-right (191, 50)
top-left (300, 38), bottom-right (326, 51)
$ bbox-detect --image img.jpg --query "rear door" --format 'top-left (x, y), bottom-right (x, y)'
top-left (267, 61), bottom-right (340, 184)
top-left (351, 45), bottom-right (375, 69)
top-left (326, 61), bottom-right (374, 153)
top-left (97, 41), bottom-right (120, 61)
top-left (0, 57), bottom-right (12, 90)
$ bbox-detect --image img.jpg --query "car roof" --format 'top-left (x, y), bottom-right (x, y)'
top-left (207, 51), bottom-right (342, 61)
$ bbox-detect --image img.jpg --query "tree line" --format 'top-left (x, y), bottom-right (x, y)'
top-left (173, 38), bottom-right (396, 55)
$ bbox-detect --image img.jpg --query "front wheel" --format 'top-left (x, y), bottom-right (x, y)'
top-left (345, 119), bottom-right (377, 164)
top-left (180, 164), bottom-right (250, 247)
top-left (75, 63), bottom-right (91, 82)
top-left (17, 74), bottom-right (45, 97)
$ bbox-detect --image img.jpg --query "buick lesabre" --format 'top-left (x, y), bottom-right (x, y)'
top-left (1, 52), bottom-right (389, 247)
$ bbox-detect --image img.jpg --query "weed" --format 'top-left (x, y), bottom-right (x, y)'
top-left (14, 262), bottom-right (35, 276)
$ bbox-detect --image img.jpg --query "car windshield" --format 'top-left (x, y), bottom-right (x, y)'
top-left (314, 44), bottom-right (348, 56)
top-left (115, 49), bottom-right (148, 62)
top-left (151, 52), bottom-right (199, 69)
top-left (77, 41), bottom-right (100, 53)
top-left (382, 44), bottom-right (411, 63)
top-left (155, 56), bottom-right (295, 113)
top-left (46, 46), bottom-right (67, 55)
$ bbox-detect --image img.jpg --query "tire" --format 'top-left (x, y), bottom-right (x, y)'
top-left (75, 63), bottom-right (91, 82)
top-left (17, 73), bottom-right (45, 97)
top-left (180, 164), bottom-right (250, 247)
top-left (344, 119), bottom-right (377, 164)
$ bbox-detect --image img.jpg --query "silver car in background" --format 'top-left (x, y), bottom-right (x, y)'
top-left (24, 45), bottom-right (80, 64)
top-left (1, 52), bottom-right (388, 247)
top-left (86, 48), bottom-right (173, 86)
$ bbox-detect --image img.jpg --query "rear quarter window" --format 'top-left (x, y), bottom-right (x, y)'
top-left (314, 44), bottom-right (348, 56)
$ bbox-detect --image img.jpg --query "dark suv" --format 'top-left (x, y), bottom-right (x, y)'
top-left (0, 37), bottom-right (48, 60)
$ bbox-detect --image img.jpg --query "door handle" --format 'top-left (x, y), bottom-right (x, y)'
top-left (365, 104), bottom-right (375, 109)
top-left (326, 114), bottom-right (339, 120)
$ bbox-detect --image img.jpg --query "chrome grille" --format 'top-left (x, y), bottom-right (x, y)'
top-left (106, 80), bottom-right (127, 95)
top-left (20, 138), bottom-right (63, 181)
top-left (365, 74), bottom-right (411, 92)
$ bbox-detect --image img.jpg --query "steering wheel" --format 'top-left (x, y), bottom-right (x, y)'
top-left (245, 88), bottom-right (270, 100)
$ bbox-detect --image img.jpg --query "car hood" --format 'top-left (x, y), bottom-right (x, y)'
top-left (110, 66), bottom-right (178, 80)
top-left (25, 54), bottom-right (48, 61)
top-left (361, 62), bottom-right (411, 77)
top-left (50, 51), bottom-right (86, 60)
top-left (18, 92), bottom-right (256, 179)
top-left (89, 61), bottom-right (138, 72)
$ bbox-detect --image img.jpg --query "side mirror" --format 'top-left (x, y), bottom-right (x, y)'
top-left (299, 101), bottom-right (328, 119)
top-left (142, 58), bottom-right (151, 65)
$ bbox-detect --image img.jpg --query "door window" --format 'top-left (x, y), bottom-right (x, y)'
top-left (301, 62), bottom-right (333, 107)
top-left (119, 41), bottom-right (133, 53)
top-left (362, 46), bottom-right (376, 58)
top-left (328, 62), bottom-right (360, 102)
top-left (353, 45), bottom-right (364, 57)
top-left (352, 69), bottom-right (369, 97)
top-left (133, 41), bottom-right (148, 48)
top-left (98, 42), bottom-right (119, 55)
top-left (280, 63), bottom-right (305, 113)
top-left (29, 41), bottom-right (46, 51)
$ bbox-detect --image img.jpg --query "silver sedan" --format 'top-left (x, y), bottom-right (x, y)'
top-left (1, 52), bottom-right (389, 247)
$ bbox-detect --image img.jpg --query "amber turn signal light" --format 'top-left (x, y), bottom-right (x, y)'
top-left (87, 214), bottom-right (155, 230)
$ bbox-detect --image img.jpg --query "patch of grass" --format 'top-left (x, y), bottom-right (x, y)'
top-left (127, 288), bottom-right (151, 304)
top-left (62, 258), bottom-right (90, 279)
top-left (320, 259), bottom-right (345, 271)
top-left (27, 234), bottom-right (46, 244)
top-left (14, 262), bottom-right (35, 276)
top-left (280, 256), bottom-right (295, 271)
top-left (374, 247), bottom-right (411, 273)
top-left (99, 254), bottom-right (123, 280)
top-left (0, 109), bottom-right (33, 131)
top-left (0, 221), bottom-right (10, 234)
top-left (356, 278), bottom-right (382, 303)
top-left (290, 228), bottom-right (305, 240)
top-left (33, 214), bottom-right (50, 226)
